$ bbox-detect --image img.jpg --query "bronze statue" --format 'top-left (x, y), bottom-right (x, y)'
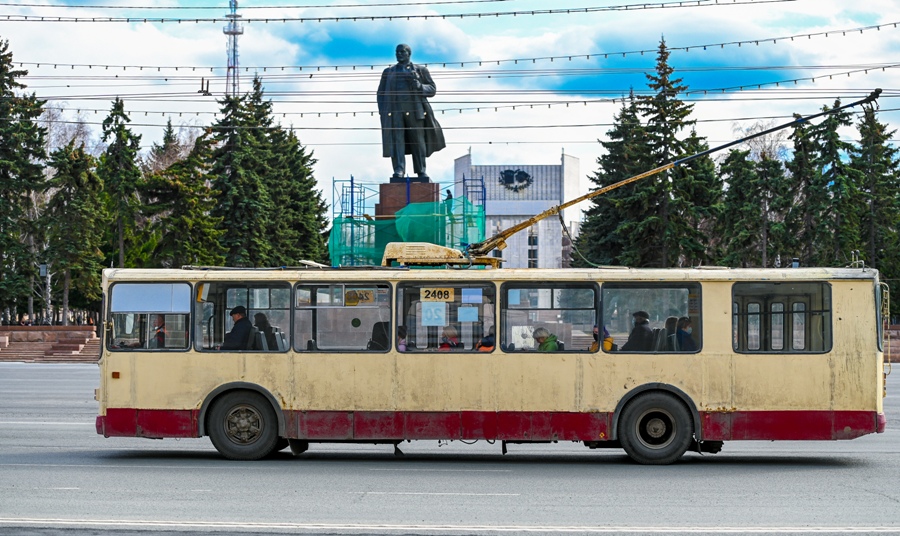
top-left (377, 44), bottom-right (445, 182)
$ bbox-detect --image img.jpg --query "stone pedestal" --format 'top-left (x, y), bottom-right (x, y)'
top-left (376, 182), bottom-right (439, 217)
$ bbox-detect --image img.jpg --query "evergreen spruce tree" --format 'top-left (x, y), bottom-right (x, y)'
top-left (631, 38), bottom-right (696, 267)
top-left (754, 155), bottom-right (789, 267)
top-left (0, 39), bottom-right (46, 320)
top-left (269, 129), bottom-right (329, 265)
top-left (784, 115), bottom-right (825, 266)
top-left (209, 92), bottom-right (273, 267)
top-left (851, 104), bottom-right (900, 315)
top-left (97, 97), bottom-right (142, 268)
top-left (44, 141), bottom-right (105, 325)
top-left (719, 149), bottom-right (759, 267)
top-left (670, 129), bottom-right (721, 266)
top-left (575, 93), bottom-right (648, 266)
top-left (809, 100), bottom-right (865, 265)
top-left (146, 118), bottom-right (184, 173)
top-left (143, 134), bottom-right (225, 267)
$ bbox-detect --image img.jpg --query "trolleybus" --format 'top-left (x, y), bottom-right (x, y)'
top-left (95, 254), bottom-right (888, 464)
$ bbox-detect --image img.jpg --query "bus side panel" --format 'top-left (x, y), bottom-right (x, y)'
top-left (700, 410), bottom-right (880, 440)
top-left (284, 410), bottom-right (609, 441)
top-left (830, 282), bottom-right (883, 414)
top-left (99, 408), bottom-right (199, 438)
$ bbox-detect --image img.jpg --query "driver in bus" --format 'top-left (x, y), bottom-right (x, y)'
top-left (219, 306), bottom-right (252, 350)
top-left (149, 315), bottom-right (166, 349)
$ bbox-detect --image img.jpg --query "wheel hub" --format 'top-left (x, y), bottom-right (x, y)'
top-left (636, 409), bottom-right (675, 450)
top-left (645, 417), bottom-right (667, 439)
top-left (224, 405), bottom-right (262, 445)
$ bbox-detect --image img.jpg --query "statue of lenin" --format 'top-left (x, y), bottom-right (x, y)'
top-left (377, 44), bottom-right (446, 182)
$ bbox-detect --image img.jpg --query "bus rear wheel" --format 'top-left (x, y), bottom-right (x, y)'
top-left (208, 391), bottom-right (279, 460)
top-left (619, 392), bottom-right (693, 465)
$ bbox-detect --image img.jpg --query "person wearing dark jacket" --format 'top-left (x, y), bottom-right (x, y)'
top-left (675, 316), bottom-right (698, 351)
top-left (221, 306), bottom-right (252, 350)
top-left (621, 311), bottom-right (654, 351)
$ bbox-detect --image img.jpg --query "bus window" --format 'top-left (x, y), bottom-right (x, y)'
top-left (732, 282), bottom-right (832, 353)
top-left (770, 302), bottom-right (785, 350)
top-left (294, 283), bottom-right (391, 352)
top-left (108, 283), bottom-right (190, 350)
top-left (501, 283), bottom-right (596, 352)
top-left (600, 284), bottom-right (702, 353)
top-left (397, 283), bottom-right (495, 351)
top-left (194, 282), bottom-right (291, 352)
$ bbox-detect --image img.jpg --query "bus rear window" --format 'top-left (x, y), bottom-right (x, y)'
top-left (732, 282), bottom-right (832, 353)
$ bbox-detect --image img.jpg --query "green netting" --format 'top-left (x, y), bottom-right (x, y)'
top-left (329, 197), bottom-right (485, 267)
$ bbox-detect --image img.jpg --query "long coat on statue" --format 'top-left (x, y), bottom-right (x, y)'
top-left (377, 62), bottom-right (446, 158)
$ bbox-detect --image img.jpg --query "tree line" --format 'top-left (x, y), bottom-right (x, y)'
top-left (574, 40), bottom-right (900, 317)
top-left (0, 40), bottom-right (328, 325)
top-left (2, 35), bottom-right (898, 324)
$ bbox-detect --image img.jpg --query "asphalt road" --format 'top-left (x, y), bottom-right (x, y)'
top-left (1, 362), bottom-right (899, 536)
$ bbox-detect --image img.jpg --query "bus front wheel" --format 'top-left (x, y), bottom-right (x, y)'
top-left (208, 391), bottom-right (279, 460)
top-left (619, 392), bottom-right (693, 465)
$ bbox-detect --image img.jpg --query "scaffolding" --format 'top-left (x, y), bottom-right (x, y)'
top-left (329, 177), bottom-right (486, 267)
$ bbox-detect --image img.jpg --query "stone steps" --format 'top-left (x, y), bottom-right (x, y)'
top-left (0, 338), bottom-right (101, 363)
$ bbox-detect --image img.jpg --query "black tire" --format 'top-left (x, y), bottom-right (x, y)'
top-left (207, 391), bottom-right (280, 460)
top-left (618, 392), bottom-right (693, 465)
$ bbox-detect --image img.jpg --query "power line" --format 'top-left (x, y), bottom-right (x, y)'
top-left (20, 63), bottom-right (900, 83)
top-left (34, 92), bottom-right (900, 117)
top-left (27, 106), bottom-right (900, 131)
top-left (0, 0), bottom-right (517, 8)
top-left (0, 0), bottom-right (798, 24)
top-left (15, 19), bottom-right (897, 73)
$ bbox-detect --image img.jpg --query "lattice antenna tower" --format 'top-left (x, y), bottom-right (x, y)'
top-left (223, 0), bottom-right (243, 97)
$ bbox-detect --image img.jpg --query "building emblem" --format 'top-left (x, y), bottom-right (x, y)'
top-left (499, 169), bottom-right (532, 192)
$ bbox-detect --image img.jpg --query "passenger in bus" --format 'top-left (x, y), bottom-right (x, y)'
top-left (254, 313), bottom-right (277, 350)
top-left (475, 325), bottom-right (495, 352)
top-left (220, 306), bottom-right (252, 350)
top-left (533, 327), bottom-right (558, 352)
top-left (397, 326), bottom-right (408, 352)
top-left (676, 316), bottom-right (697, 351)
top-left (150, 315), bottom-right (166, 349)
top-left (438, 326), bottom-right (460, 350)
top-left (621, 311), bottom-right (654, 351)
top-left (589, 325), bottom-right (615, 352)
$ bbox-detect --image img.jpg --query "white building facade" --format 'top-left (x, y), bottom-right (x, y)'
top-left (454, 151), bottom-right (581, 269)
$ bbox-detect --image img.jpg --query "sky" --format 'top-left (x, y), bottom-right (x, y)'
top-left (1, 0), bottom-right (898, 220)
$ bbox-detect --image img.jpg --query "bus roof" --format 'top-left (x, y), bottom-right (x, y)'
top-left (103, 266), bottom-right (880, 284)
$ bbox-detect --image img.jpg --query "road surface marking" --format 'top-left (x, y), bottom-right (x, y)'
top-left (348, 492), bottom-right (520, 496)
top-left (1, 518), bottom-right (900, 533)
top-left (368, 468), bottom-right (512, 473)
top-left (0, 421), bottom-right (94, 426)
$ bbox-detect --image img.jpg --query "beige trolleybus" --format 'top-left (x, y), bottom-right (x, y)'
top-left (95, 248), bottom-right (889, 464)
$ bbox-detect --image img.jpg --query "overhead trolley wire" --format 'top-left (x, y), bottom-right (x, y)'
top-left (0, 0), bottom-right (800, 23)
top-left (0, 0), bottom-right (517, 8)
top-left (13, 19), bottom-right (897, 73)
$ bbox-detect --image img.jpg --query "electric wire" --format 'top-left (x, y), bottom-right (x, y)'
top-left (14, 19), bottom-right (896, 73)
top-left (0, 0), bottom-right (518, 9)
top-left (0, 0), bottom-right (800, 24)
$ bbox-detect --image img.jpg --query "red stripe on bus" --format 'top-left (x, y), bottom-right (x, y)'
top-left (98, 408), bottom-right (198, 439)
top-left (698, 410), bottom-right (882, 441)
top-left (97, 408), bottom-right (881, 442)
top-left (287, 410), bottom-right (611, 441)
